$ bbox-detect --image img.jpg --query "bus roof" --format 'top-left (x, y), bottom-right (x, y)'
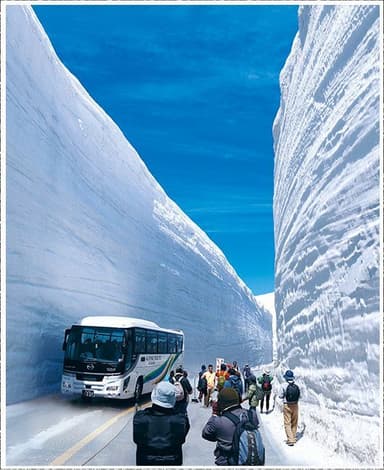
top-left (74, 316), bottom-right (183, 335)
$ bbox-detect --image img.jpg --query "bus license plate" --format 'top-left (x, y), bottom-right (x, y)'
top-left (82, 390), bottom-right (94, 398)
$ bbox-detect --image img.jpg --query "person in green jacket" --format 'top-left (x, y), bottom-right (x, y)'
top-left (247, 374), bottom-right (262, 410)
top-left (257, 369), bottom-right (273, 413)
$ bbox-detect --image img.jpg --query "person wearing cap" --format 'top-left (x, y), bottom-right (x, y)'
top-left (133, 381), bottom-right (190, 465)
top-left (202, 387), bottom-right (254, 465)
top-left (278, 369), bottom-right (301, 446)
top-left (257, 368), bottom-right (274, 413)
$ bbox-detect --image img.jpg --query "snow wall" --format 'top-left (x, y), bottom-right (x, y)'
top-left (6, 6), bottom-right (272, 405)
top-left (273, 5), bottom-right (381, 465)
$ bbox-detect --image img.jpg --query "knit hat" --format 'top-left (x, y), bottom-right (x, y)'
top-left (151, 381), bottom-right (176, 408)
top-left (217, 387), bottom-right (239, 411)
top-left (283, 370), bottom-right (295, 381)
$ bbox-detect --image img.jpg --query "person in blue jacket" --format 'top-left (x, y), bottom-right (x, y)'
top-left (224, 368), bottom-right (243, 400)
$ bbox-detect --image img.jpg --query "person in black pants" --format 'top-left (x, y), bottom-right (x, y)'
top-left (133, 381), bottom-right (190, 465)
top-left (174, 368), bottom-right (193, 415)
top-left (257, 369), bottom-right (273, 413)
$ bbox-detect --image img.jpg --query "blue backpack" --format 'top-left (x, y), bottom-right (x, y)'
top-left (225, 409), bottom-right (265, 466)
top-left (230, 375), bottom-right (243, 396)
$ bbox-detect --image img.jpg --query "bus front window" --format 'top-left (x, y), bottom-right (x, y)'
top-left (65, 327), bottom-right (125, 363)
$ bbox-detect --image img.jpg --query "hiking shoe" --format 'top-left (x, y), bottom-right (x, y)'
top-left (287, 442), bottom-right (295, 446)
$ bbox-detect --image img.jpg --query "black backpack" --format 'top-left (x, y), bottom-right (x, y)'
top-left (285, 382), bottom-right (300, 403)
top-left (225, 409), bottom-right (265, 466)
top-left (135, 409), bottom-right (186, 448)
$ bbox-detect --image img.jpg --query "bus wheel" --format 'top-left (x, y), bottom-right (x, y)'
top-left (134, 377), bottom-right (143, 402)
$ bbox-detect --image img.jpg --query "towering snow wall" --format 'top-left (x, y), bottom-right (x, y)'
top-left (6, 6), bottom-right (272, 404)
top-left (273, 5), bottom-right (381, 465)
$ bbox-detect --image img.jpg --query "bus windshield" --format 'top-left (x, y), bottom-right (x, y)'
top-left (65, 326), bottom-right (125, 363)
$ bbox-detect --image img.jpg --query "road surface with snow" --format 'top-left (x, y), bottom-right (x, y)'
top-left (6, 382), bottom-right (355, 467)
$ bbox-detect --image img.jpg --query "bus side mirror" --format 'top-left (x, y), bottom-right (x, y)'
top-left (62, 329), bottom-right (70, 351)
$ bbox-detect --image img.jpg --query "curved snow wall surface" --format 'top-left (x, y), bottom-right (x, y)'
top-left (6, 6), bottom-right (272, 404)
top-left (273, 5), bottom-right (380, 465)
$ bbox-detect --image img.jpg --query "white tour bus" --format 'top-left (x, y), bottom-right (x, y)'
top-left (61, 316), bottom-right (184, 400)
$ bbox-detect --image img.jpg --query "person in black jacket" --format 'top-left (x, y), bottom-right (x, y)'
top-left (197, 364), bottom-right (207, 402)
top-left (133, 381), bottom-right (190, 466)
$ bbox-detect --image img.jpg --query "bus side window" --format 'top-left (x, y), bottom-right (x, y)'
top-left (176, 335), bottom-right (183, 353)
top-left (147, 330), bottom-right (158, 354)
top-left (125, 329), bottom-right (133, 370)
top-left (168, 333), bottom-right (176, 354)
top-left (134, 328), bottom-right (146, 354)
top-left (158, 333), bottom-right (167, 354)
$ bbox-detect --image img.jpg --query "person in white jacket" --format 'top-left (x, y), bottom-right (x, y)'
top-left (278, 370), bottom-right (301, 446)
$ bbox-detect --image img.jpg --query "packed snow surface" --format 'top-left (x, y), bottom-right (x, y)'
top-left (6, 5), bottom-right (272, 404)
top-left (273, 5), bottom-right (381, 466)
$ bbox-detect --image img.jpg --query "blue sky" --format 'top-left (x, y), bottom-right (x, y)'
top-left (33, 4), bottom-right (298, 296)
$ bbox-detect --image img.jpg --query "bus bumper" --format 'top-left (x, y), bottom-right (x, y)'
top-left (61, 374), bottom-right (130, 399)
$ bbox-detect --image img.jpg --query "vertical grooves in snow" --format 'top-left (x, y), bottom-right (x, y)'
top-left (273, 5), bottom-right (380, 465)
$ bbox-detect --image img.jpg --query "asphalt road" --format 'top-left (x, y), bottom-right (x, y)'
top-left (6, 389), bottom-right (289, 467)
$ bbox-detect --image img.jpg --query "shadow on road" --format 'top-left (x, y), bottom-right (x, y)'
top-left (58, 393), bottom-right (151, 410)
top-left (296, 423), bottom-right (306, 441)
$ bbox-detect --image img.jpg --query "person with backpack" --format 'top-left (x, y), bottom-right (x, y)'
top-left (247, 374), bottom-right (263, 410)
top-left (243, 364), bottom-right (252, 392)
top-left (202, 364), bottom-right (216, 407)
top-left (224, 368), bottom-right (243, 401)
top-left (197, 364), bottom-right (207, 402)
top-left (278, 369), bottom-right (300, 446)
top-left (174, 367), bottom-right (193, 415)
top-left (202, 387), bottom-right (265, 466)
top-left (168, 370), bottom-right (175, 384)
top-left (133, 381), bottom-right (190, 465)
top-left (257, 369), bottom-right (273, 413)
top-left (216, 363), bottom-right (230, 392)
